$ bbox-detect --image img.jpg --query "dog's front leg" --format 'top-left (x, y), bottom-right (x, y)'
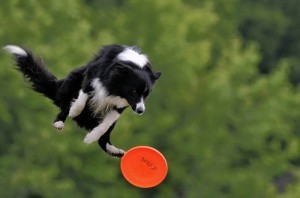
top-left (97, 122), bottom-right (125, 157)
top-left (68, 90), bottom-right (88, 118)
top-left (83, 110), bottom-right (120, 144)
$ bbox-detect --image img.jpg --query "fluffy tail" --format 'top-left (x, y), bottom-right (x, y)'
top-left (3, 45), bottom-right (57, 100)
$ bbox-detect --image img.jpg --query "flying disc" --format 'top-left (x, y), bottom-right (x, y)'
top-left (120, 146), bottom-right (168, 188)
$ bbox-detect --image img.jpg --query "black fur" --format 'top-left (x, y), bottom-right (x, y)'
top-left (4, 44), bottom-right (161, 157)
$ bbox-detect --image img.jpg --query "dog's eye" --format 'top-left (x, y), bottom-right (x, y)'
top-left (131, 89), bottom-right (138, 96)
top-left (144, 88), bottom-right (149, 95)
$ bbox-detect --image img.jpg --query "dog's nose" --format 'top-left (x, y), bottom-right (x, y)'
top-left (135, 99), bottom-right (145, 115)
top-left (136, 107), bottom-right (145, 115)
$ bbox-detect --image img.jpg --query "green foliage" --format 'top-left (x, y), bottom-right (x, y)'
top-left (238, 0), bottom-right (300, 85)
top-left (1, 0), bottom-right (300, 197)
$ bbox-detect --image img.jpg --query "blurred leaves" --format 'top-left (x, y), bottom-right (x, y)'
top-left (1, 0), bottom-right (300, 197)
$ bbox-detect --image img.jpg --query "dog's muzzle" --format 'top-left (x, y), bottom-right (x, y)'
top-left (135, 100), bottom-right (145, 115)
top-left (135, 107), bottom-right (145, 115)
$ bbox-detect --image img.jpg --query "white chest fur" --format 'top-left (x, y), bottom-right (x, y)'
top-left (89, 78), bottom-right (128, 116)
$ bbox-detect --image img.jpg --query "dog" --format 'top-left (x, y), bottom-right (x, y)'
top-left (3, 44), bottom-right (161, 157)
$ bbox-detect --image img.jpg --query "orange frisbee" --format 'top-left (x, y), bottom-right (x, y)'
top-left (120, 146), bottom-right (168, 188)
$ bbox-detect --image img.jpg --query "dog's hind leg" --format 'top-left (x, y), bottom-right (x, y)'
top-left (98, 122), bottom-right (125, 158)
top-left (53, 108), bottom-right (69, 130)
top-left (53, 66), bottom-right (86, 130)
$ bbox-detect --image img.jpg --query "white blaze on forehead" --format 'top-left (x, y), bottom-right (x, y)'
top-left (117, 47), bottom-right (148, 68)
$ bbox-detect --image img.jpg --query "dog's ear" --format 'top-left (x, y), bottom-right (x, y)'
top-left (144, 65), bottom-right (161, 81)
top-left (149, 71), bottom-right (161, 82)
top-left (154, 71), bottom-right (161, 80)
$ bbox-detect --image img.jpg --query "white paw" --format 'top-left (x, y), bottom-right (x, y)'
top-left (106, 144), bottom-right (125, 157)
top-left (83, 132), bottom-right (99, 144)
top-left (53, 121), bottom-right (64, 130)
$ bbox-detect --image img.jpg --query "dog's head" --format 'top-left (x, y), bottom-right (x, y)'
top-left (107, 47), bottom-right (161, 115)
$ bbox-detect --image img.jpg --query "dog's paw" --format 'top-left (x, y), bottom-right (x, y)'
top-left (106, 144), bottom-right (125, 158)
top-left (83, 132), bottom-right (98, 144)
top-left (53, 121), bottom-right (64, 130)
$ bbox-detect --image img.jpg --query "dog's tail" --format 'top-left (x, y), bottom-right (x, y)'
top-left (3, 45), bottom-right (58, 100)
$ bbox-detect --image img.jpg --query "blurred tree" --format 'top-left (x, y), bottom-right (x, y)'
top-left (1, 0), bottom-right (300, 197)
top-left (238, 0), bottom-right (300, 85)
top-left (0, 0), bottom-right (122, 197)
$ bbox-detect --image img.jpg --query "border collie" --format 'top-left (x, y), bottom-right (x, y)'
top-left (3, 44), bottom-right (161, 157)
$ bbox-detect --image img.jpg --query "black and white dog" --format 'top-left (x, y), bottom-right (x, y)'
top-left (3, 44), bottom-right (161, 157)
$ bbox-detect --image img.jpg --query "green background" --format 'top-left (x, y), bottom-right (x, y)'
top-left (1, 0), bottom-right (300, 197)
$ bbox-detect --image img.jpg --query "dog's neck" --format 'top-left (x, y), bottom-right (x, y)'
top-left (89, 78), bottom-right (128, 116)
